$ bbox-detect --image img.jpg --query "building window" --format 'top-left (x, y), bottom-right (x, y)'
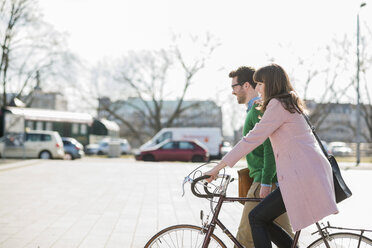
top-left (45, 122), bottom-right (52, 130)
top-left (80, 125), bottom-right (87, 135)
top-left (36, 121), bottom-right (43, 130)
top-left (72, 123), bottom-right (79, 134)
top-left (26, 121), bottom-right (34, 130)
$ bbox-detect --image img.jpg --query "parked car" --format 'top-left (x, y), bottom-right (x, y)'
top-left (119, 139), bottom-right (131, 154)
top-left (86, 138), bottom-right (131, 155)
top-left (62, 137), bottom-right (85, 160)
top-left (135, 139), bottom-right (209, 162)
top-left (85, 143), bottom-right (100, 155)
top-left (0, 130), bottom-right (64, 159)
top-left (328, 142), bottom-right (353, 156)
top-left (220, 141), bottom-right (232, 157)
top-left (139, 127), bottom-right (223, 159)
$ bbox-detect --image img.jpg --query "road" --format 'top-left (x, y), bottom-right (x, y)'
top-left (0, 157), bottom-right (371, 248)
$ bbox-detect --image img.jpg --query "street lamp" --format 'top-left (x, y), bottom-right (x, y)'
top-left (356, 2), bottom-right (366, 166)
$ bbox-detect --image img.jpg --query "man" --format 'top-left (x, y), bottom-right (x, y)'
top-left (229, 66), bottom-right (293, 248)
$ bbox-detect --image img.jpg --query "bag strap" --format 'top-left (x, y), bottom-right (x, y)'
top-left (301, 113), bottom-right (329, 158)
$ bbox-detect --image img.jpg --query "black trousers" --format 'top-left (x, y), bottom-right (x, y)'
top-left (248, 188), bottom-right (295, 248)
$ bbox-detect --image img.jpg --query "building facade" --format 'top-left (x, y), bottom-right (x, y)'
top-left (305, 100), bottom-right (371, 143)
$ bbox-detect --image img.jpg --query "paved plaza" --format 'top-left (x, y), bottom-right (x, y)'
top-left (0, 157), bottom-right (371, 248)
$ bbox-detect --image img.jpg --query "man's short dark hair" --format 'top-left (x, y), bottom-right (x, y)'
top-left (228, 66), bottom-right (256, 89)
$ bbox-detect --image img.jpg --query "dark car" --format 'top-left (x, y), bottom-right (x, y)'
top-left (135, 139), bottom-right (209, 162)
top-left (62, 137), bottom-right (84, 160)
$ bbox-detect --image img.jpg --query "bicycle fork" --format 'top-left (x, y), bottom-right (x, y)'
top-left (201, 196), bottom-right (224, 248)
top-left (201, 196), bottom-right (245, 248)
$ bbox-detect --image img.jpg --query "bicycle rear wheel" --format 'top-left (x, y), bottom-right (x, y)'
top-left (308, 232), bottom-right (372, 248)
top-left (144, 224), bottom-right (227, 248)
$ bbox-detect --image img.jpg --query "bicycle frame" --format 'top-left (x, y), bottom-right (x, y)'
top-left (201, 194), bottom-right (261, 248)
top-left (189, 174), bottom-right (312, 248)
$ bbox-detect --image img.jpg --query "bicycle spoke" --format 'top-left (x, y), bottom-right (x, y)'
top-left (167, 233), bottom-right (176, 247)
top-left (144, 225), bottom-right (226, 248)
top-left (194, 230), bottom-right (199, 248)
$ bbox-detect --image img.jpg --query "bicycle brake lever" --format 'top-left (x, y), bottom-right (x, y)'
top-left (181, 176), bottom-right (193, 197)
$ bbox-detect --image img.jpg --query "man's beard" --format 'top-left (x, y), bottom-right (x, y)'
top-left (237, 94), bottom-right (246, 104)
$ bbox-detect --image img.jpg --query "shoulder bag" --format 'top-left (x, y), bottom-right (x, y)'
top-left (237, 167), bottom-right (253, 205)
top-left (302, 113), bottom-right (352, 203)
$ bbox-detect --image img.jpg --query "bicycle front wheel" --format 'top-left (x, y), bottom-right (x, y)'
top-left (144, 224), bottom-right (227, 248)
top-left (308, 232), bottom-right (372, 248)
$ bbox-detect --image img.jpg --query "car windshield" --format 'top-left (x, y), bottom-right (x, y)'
top-left (142, 139), bottom-right (171, 151)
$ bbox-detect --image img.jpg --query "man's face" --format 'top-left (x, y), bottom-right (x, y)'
top-left (231, 76), bottom-right (247, 104)
top-left (255, 82), bottom-right (265, 99)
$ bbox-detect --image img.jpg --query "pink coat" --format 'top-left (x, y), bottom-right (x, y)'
top-left (223, 99), bottom-right (338, 231)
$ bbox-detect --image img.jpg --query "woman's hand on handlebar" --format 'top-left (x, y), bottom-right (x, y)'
top-left (204, 168), bottom-right (219, 183)
top-left (204, 161), bottom-right (228, 183)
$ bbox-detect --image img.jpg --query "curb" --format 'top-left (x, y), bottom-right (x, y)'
top-left (0, 159), bottom-right (42, 172)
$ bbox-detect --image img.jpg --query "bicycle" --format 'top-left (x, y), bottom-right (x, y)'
top-left (144, 164), bottom-right (372, 248)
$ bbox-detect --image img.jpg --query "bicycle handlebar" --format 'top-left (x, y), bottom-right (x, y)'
top-left (190, 174), bottom-right (232, 199)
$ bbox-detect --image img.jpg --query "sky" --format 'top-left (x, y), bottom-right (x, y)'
top-left (37, 0), bottom-right (372, 134)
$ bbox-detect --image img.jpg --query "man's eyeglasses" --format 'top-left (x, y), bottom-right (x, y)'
top-left (231, 82), bottom-right (245, 89)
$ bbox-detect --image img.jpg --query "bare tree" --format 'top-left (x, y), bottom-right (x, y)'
top-left (292, 34), bottom-right (371, 141)
top-left (94, 33), bottom-right (220, 145)
top-left (296, 37), bottom-right (355, 129)
top-left (0, 0), bottom-right (77, 107)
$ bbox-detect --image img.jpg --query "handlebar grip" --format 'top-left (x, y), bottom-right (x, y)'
top-left (191, 175), bottom-right (215, 198)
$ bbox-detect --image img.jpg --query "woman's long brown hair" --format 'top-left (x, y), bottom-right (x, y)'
top-left (253, 64), bottom-right (305, 113)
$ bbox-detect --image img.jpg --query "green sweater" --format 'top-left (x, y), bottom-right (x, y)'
top-left (243, 103), bottom-right (277, 185)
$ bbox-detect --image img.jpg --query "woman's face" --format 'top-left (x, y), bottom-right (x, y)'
top-left (255, 82), bottom-right (265, 99)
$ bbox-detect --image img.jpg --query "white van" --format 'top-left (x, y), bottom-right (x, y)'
top-left (0, 130), bottom-right (65, 159)
top-left (140, 127), bottom-right (223, 159)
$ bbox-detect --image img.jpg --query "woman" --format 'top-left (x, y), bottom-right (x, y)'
top-left (205, 64), bottom-right (338, 248)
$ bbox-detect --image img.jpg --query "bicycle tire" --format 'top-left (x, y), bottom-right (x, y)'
top-left (307, 232), bottom-right (372, 248)
top-left (144, 224), bottom-right (227, 248)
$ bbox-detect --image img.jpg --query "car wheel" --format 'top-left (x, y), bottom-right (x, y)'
top-left (143, 154), bottom-right (155, 162)
top-left (64, 153), bottom-right (74, 160)
top-left (39, 151), bottom-right (52, 159)
top-left (191, 155), bottom-right (204, 163)
top-left (97, 151), bottom-right (104, 155)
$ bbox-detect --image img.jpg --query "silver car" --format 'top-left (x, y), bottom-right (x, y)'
top-left (0, 131), bottom-right (65, 159)
top-left (62, 137), bottom-right (85, 160)
top-left (86, 138), bottom-right (131, 155)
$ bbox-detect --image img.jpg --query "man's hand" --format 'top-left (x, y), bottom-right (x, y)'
top-left (259, 185), bottom-right (272, 198)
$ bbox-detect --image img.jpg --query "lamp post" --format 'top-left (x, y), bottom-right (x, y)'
top-left (356, 2), bottom-right (366, 166)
